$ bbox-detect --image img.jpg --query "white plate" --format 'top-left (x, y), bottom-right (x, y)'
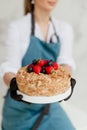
top-left (17, 87), bottom-right (71, 104)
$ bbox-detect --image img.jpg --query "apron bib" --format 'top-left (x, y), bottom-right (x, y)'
top-left (2, 13), bottom-right (75, 130)
top-left (22, 35), bottom-right (60, 66)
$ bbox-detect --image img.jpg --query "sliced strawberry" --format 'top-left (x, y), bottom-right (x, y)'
top-left (45, 66), bottom-right (55, 74)
top-left (33, 65), bottom-right (41, 74)
top-left (53, 62), bottom-right (58, 70)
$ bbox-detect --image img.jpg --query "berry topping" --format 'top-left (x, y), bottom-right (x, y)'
top-left (44, 60), bottom-right (49, 65)
top-left (28, 66), bottom-right (33, 73)
top-left (27, 64), bottom-right (34, 73)
top-left (33, 65), bottom-right (41, 74)
top-left (53, 62), bottom-right (58, 70)
top-left (28, 64), bottom-right (34, 68)
top-left (42, 66), bottom-right (46, 69)
top-left (41, 68), bottom-right (46, 74)
top-left (46, 66), bottom-right (55, 74)
top-left (37, 59), bottom-right (46, 66)
top-left (27, 58), bottom-right (58, 74)
top-left (32, 59), bottom-right (38, 65)
top-left (48, 59), bottom-right (53, 66)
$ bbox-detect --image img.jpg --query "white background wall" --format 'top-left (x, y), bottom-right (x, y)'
top-left (0, 0), bottom-right (87, 129)
top-left (53, 0), bottom-right (87, 112)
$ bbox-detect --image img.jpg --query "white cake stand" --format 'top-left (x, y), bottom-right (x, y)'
top-left (17, 87), bottom-right (71, 104)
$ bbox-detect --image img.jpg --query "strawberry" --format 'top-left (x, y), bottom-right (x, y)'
top-left (33, 65), bottom-right (41, 74)
top-left (44, 60), bottom-right (49, 65)
top-left (37, 59), bottom-right (46, 66)
top-left (53, 62), bottom-right (58, 70)
top-left (45, 66), bottom-right (55, 74)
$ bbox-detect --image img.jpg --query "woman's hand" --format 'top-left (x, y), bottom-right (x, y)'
top-left (3, 72), bottom-right (16, 87)
top-left (60, 64), bottom-right (72, 75)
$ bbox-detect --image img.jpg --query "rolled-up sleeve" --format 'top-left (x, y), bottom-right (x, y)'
top-left (57, 23), bottom-right (76, 71)
top-left (0, 23), bottom-right (21, 78)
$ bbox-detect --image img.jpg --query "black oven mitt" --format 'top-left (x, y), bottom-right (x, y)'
top-left (10, 77), bottom-right (23, 101)
top-left (64, 78), bottom-right (76, 101)
top-left (59, 78), bottom-right (76, 102)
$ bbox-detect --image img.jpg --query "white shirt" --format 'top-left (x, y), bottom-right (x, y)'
top-left (0, 13), bottom-right (75, 78)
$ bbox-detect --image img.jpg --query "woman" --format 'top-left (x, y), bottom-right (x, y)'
top-left (0, 0), bottom-right (76, 130)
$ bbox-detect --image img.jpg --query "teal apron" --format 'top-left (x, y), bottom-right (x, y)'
top-left (2, 14), bottom-right (75, 130)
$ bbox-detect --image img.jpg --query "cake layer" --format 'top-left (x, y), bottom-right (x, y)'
top-left (16, 66), bottom-right (71, 96)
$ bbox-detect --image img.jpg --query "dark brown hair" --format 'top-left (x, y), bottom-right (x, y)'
top-left (24, 0), bottom-right (34, 15)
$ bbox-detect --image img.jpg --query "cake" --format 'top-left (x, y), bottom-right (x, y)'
top-left (16, 59), bottom-right (71, 96)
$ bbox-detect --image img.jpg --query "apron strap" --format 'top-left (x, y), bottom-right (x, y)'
top-left (32, 104), bottom-right (50, 130)
top-left (49, 18), bottom-right (60, 43)
top-left (31, 12), bottom-right (35, 36)
top-left (31, 13), bottom-right (60, 43)
top-left (49, 32), bottom-right (60, 43)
